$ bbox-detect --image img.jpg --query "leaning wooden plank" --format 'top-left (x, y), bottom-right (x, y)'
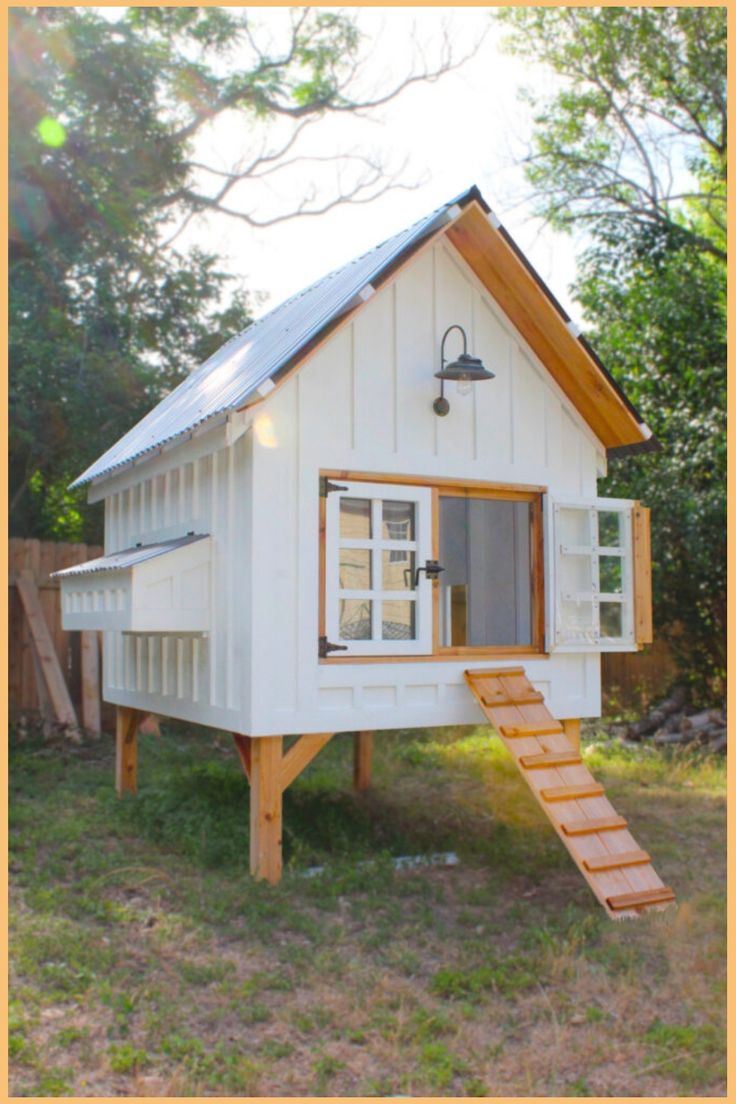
top-left (16, 570), bottom-right (77, 728)
top-left (80, 631), bottom-right (101, 735)
top-left (281, 733), bottom-right (333, 791)
top-left (30, 645), bottom-right (54, 738)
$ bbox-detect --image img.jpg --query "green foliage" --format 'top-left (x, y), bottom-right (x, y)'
top-left (419, 1041), bottom-right (467, 1090)
top-left (108, 1043), bottom-right (150, 1074)
top-left (8, 7), bottom-right (379, 542)
top-left (497, 6), bottom-right (726, 698)
top-left (9, 722), bottom-right (727, 1097)
top-left (430, 954), bottom-right (540, 1000)
top-left (497, 8), bottom-right (726, 259)
top-left (644, 1019), bottom-right (726, 1091)
top-left (577, 228), bottom-right (725, 695)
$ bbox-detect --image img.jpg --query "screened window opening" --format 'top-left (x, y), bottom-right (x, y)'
top-left (438, 497), bottom-right (534, 648)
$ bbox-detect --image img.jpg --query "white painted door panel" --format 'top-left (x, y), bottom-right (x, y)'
top-left (325, 481), bottom-right (433, 655)
top-left (546, 495), bottom-right (636, 652)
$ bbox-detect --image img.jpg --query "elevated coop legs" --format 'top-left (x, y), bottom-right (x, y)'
top-left (233, 732), bottom-right (337, 884)
top-left (116, 707), bottom-right (145, 795)
top-left (113, 717), bottom-right (371, 885)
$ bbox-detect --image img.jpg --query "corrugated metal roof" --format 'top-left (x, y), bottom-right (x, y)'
top-left (51, 534), bottom-right (209, 577)
top-left (71, 183), bottom-right (650, 489)
top-left (71, 188), bottom-right (483, 488)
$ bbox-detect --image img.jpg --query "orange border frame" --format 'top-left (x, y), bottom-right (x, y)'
top-left (319, 470), bottom-right (548, 663)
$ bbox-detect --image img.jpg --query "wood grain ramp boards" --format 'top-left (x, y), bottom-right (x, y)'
top-left (463, 667), bottom-right (674, 919)
top-left (561, 816), bottom-right (628, 836)
top-left (519, 750), bottom-right (582, 769)
top-left (500, 724), bottom-right (563, 739)
top-left (583, 849), bottom-right (650, 873)
top-left (606, 886), bottom-right (675, 912)
top-left (540, 782), bottom-right (605, 803)
top-left (481, 691), bottom-right (544, 708)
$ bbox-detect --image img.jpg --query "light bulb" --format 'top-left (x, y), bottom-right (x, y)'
top-left (456, 378), bottom-right (472, 396)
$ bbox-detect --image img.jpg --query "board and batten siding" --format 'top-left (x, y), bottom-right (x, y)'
top-left (248, 237), bottom-right (606, 736)
top-left (100, 426), bottom-right (253, 730)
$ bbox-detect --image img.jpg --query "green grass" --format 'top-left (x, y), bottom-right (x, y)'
top-left (9, 719), bottom-right (726, 1097)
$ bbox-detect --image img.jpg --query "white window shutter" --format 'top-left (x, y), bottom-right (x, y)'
top-left (546, 495), bottom-right (639, 653)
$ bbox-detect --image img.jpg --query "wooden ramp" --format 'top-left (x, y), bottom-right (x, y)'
top-left (465, 668), bottom-right (675, 921)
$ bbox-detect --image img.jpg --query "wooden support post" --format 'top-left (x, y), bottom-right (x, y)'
top-left (249, 736), bottom-right (283, 884)
top-left (353, 731), bottom-right (373, 791)
top-left (561, 718), bottom-right (582, 752)
top-left (80, 631), bottom-right (101, 735)
top-left (116, 707), bottom-right (143, 796)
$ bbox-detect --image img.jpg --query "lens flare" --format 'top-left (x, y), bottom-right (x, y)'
top-left (254, 413), bottom-right (278, 449)
top-left (37, 117), bottom-right (67, 148)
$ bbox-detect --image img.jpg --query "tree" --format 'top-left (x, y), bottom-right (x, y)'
top-left (10, 6), bottom-right (468, 542)
top-left (497, 7), bottom-right (726, 260)
top-left (497, 7), bottom-right (726, 697)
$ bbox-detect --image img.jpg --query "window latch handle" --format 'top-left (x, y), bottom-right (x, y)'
top-left (414, 559), bottom-right (445, 586)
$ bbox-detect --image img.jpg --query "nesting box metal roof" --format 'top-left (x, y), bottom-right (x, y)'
top-left (72, 185), bottom-right (652, 489)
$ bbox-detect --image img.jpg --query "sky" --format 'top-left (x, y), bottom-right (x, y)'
top-left (173, 7), bottom-right (585, 324)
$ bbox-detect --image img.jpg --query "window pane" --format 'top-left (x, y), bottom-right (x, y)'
top-left (600, 602), bottom-right (623, 639)
top-left (381, 550), bottom-right (415, 590)
top-left (340, 498), bottom-right (371, 539)
top-left (339, 548), bottom-right (371, 590)
top-left (339, 599), bottom-right (372, 640)
top-left (558, 506), bottom-right (592, 547)
top-left (382, 500), bottom-right (415, 541)
top-left (559, 600), bottom-right (597, 644)
top-left (439, 497), bottom-right (533, 647)
top-left (382, 600), bottom-right (415, 640)
top-left (599, 555), bottom-right (623, 594)
top-left (598, 511), bottom-right (622, 548)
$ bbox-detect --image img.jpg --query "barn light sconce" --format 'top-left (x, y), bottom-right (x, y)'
top-left (433, 324), bottom-right (494, 416)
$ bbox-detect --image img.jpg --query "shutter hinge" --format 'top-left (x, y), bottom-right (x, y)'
top-left (319, 635), bottom-right (348, 658)
top-left (320, 476), bottom-right (348, 498)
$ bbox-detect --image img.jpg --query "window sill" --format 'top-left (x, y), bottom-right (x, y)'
top-left (319, 649), bottom-right (549, 664)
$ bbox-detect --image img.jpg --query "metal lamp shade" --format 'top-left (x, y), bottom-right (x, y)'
top-left (434, 352), bottom-right (494, 382)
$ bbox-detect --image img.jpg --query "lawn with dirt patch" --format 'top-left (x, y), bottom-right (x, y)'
top-left (9, 722), bottom-right (726, 1097)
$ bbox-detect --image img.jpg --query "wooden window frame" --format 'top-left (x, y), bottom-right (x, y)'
top-left (319, 471), bottom-right (547, 663)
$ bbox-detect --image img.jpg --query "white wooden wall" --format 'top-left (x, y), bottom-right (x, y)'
top-left (95, 235), bottom-right (608, 735)
top-left (99, 427), bottom-right (253, 730)
top-left (248, 238), bottom-right (607, 735)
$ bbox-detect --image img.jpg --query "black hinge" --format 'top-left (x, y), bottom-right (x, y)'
top-left (320, 476), bottom-right (348, 498)
top-left (318, 635), bottom-right (348, 658)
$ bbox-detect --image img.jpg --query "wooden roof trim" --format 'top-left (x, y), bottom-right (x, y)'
top-left (446, 201), bottom-right (648, 450)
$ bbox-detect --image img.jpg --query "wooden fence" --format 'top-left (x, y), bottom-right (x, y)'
top-left (9, 538), bottom-right (675, 727)
top-left (9, 538), bottom-right (113, 729)
top-left (602, 638), bottom-right (679, 712)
